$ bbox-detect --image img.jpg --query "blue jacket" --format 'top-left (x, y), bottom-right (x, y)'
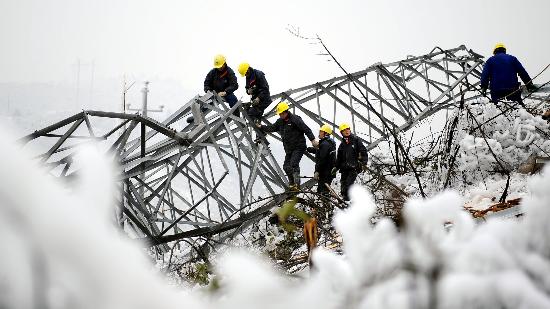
top-left (480, 52), bottom-right (531, 91)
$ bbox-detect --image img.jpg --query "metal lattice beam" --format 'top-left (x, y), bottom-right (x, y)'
top-left (22, 45), bottom-right (491, 258)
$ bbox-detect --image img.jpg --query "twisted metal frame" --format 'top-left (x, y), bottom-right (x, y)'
top-left (21, 45), bottom-right (488, 258)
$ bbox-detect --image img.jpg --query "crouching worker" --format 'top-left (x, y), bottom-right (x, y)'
top-left (307, 124), bottom-right (336, 196)
top-left (204, 54), bottom-right (239, 116)
top-left (259, 102), bottom-right (318, 191)
top-left (332, 123), bottom-right (368, 202)
top-left (238, 62), bottom-right (272, 125)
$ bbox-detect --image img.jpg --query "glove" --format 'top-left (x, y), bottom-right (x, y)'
top-left (313, 172), bottom-right (319, 180)
top-left (246, 88), bottom-right (254, 95)
top-left (252, 97), bottom-right (260, 106)
top-left (331, 167), bottom-right (338, 176)
top-left (255, 122), bottom-right (262, 129)
top-left (311, 139), bottom-right (319, 148)
top-left (480, 88), bottom-right (487, 96)
top-left (526, 83), bottom-right (537, 93)
top-left (218, 91), bottom-right (227, 97)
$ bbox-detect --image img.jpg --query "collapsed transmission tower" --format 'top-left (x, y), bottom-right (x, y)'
top-left (21, 45), bottom-right (489, 260)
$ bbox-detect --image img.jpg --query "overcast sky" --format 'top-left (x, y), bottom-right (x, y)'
top-left (1, 0), bottom-right (549, 99)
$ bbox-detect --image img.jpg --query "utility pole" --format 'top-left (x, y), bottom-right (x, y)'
top-left (126, 81), bottom-right (165, 115)
top-left (125, 81), bottom-right (164, 203)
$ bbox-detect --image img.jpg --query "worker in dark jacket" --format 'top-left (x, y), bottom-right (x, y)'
top-left (480, 43), bottom-right (536, 104)
top-left (307, 124), bottom-right (336, 196)
top-left (333, 123), bottom-right (367, 201)
top-left (238, 63), bottom-right (272, 124)
top-left (204, 54), bottom-right (239, 115)
top-left (260, 102), bottom-right (319, 190)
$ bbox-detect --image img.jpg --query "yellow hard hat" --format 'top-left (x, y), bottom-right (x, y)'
top-left (339, 123), bottom-right (350, 132)
top-left (238, 62), bottom-right (250, 77)
top-left (320, 124), bottom-right (332, 135)
top-left (276, 102), bottom-right (290, 115)
top-left (213, 54), bottom-right (226, 69)
top-left (493, 43), bottom-right (506, 54)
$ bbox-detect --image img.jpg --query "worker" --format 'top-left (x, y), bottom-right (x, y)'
top-left (238, 62), bottom-right (272, 125)
top-left (259, 102), bottom-right (319, 191)
top-left (480, 43), bottom-right (537, 104)
top-left (307, 124), bottom-right (336, 196)
top-left (204, 54), bottom-right (239, 116)
top-left (332, 123), bottom-right (368, 202)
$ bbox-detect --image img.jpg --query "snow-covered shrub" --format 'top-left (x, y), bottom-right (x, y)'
top-left (458, 134), bottom-right (503, 172)
top-left (2, 127), bottom-right (550, 308)
top-left (459, 103), bottom-right (550, 173)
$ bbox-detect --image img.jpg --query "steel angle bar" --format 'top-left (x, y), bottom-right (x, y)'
top-left (130, 174), bottom-right (212, 227)
top-left (38, 133), bottom-right (103, 140)
top-left (82, 112), bottom-right (96, 137)
top-left (152, 148), bottom-right (184, 216)
top-left (430, 62), bottom-right (482, 105)
top-left (126, 181), bottom-right (162, 233)
top-left (215, 144), bottom-right (282, 187)
top-left (317, 83), bottom-right (388, 136)
top-left (122, 139), bottom-right (180, 168)
top-left (188, 153), bottom-right (229, 218)
top-left (400, 62), bottom-right (448, 100)
top-left (153, 218), bottom-right (217, 227)
top-left (146, 194), bottom-right (288, 246)
top-left (101, 118), bottom-right (133, 139)
top-left (172, 163), bottom-right (235, 214)
top-left (18, 112), bottom-right (85, 143)
top-left (32, 137), bottom-right (99, 160)
top-left (350, 77), bottom-right (409, 121)
top-left (336, 77), bottom-right (401, 129)
top-left (242, 142), bottom-right (264, 207)
top-left (374, 70), bottom-right (410, 117)
top-left (169, 189), bottom-right (211, 222)
top-left (280, 93), bottom-right (337, 132)
top-left (201, 101), bottom-right (247, 125)
top-left (42, 118), bottom-right (85, 162)
top-left (157, 173), bottom-right (228, 237)
top-left (225, 123), bottom-right (246, 203)
top-left (109, 120), bottom-right (139, 154)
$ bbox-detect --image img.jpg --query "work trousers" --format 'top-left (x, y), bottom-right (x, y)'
top-left (283, 149), bottom-right (305, 185)
top-left (340, 169), bottom-right (358, 201)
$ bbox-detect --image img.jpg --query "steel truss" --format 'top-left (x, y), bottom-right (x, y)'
top-left (21, 45), bottom-right (487, 259)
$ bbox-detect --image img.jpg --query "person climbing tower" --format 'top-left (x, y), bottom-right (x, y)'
top-left (480, 43), bottom-right (537, 104)
top-left (204, 54), bottom-right (240, 116)
top-left (238, 62), bottom-right (272, 125)
top-left (259, 102), bottom-right (318, 191)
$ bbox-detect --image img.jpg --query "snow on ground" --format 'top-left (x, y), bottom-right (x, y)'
top-left (1, 121), bottom-right (550, 308)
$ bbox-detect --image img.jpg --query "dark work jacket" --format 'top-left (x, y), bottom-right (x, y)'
top-left (336, 134), bottom-right (367, 171)
top-left (204, 65), bottom-right (239, 94)
top-left (261, 112), bottom-right (315, 153)
top-left (480, 52), bottom-right (531, 92)
top-left (246, 68), bottom-right (272, 106)
top-left (315, 136), bottom-right (336, 176)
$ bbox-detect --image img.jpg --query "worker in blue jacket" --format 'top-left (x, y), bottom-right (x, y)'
top-left (204, 54), bottom-right (239, 116)
top-left (480, 43), bottom-right (537, 104)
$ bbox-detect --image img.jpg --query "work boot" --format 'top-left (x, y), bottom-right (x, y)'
top-left (293, 171), bottom-right (301, 190)
top-left (287, 173), bottom-right (295, 187)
